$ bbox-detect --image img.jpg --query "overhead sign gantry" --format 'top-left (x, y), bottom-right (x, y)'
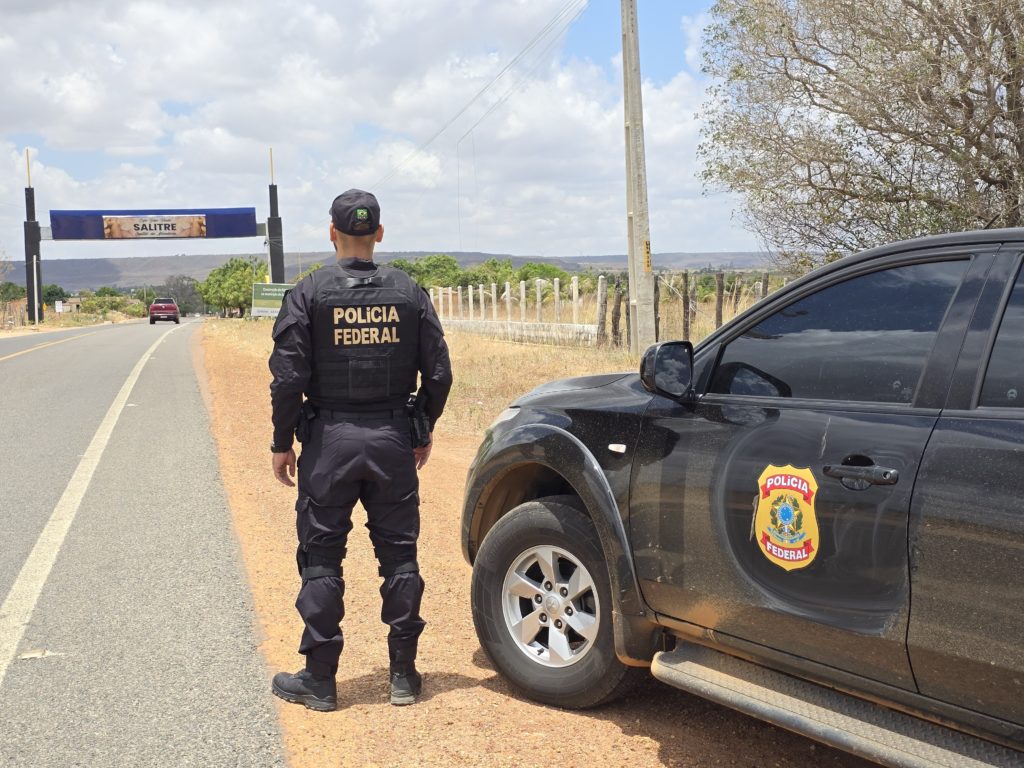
top-left (49, 208), bottom-right (259, 241)
top-left (21, 149), bottom-right (287, 321)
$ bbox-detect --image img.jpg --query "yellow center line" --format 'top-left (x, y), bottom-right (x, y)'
top-left (0, 331), bottom-right (99, 363)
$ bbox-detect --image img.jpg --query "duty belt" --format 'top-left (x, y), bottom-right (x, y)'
top-left (316, 407), bottom-right (406, 421)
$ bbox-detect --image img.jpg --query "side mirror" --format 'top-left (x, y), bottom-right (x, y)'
top-left (640, 341), bottom-right (695, 401)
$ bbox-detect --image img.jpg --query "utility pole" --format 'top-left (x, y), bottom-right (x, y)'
top-left (621, 0), bottom-right (656, 353)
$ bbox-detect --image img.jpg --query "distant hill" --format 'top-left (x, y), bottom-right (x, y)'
top-left (31, 250), bottom-right (768, 293)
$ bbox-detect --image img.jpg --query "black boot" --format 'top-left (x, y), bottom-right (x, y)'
top-left (272, 660), bottom-right (337, 712)
top-left (389, 663), bottom-right (422, 706)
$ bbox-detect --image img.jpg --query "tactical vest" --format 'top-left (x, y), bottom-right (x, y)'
top-left (307, 264), bottom-right (420, 408)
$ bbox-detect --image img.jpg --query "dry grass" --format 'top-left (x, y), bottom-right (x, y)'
top-left (443, 331), bottom-right (639, 434)
top-left (205, 317), bottom-right (277, 359)
top-left (202, 319), bottom-right (641, 436)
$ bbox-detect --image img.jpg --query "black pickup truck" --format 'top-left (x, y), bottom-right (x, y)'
top-left (462, 230), bottom-right (1024, 768)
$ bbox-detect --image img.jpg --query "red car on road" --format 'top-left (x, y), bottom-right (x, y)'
top-left (149, 297), bottom-right (180, 324)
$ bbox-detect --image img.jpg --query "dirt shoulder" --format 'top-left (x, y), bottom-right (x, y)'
top-left (199, 320), bottom-right (868, 768)
top-left (0, 317), bottom-right (140, 337)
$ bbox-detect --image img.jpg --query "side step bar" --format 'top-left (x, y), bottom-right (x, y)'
top-left (651, 644), bottom-right (1022, 768)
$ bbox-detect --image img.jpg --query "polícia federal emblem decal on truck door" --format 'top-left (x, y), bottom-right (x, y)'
top-left (755, 465), bottom-right (820, 571)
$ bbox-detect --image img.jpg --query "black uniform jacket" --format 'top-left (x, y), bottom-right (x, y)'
top-left (269, 257), bottom-right (453, 451)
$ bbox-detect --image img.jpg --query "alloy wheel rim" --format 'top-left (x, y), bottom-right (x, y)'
top-left (501, 545), bottom-right (600, 668)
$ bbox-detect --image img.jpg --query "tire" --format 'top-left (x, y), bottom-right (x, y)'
top-left (174, 317), bottom-right (180, 324)
top-left (471, 497), bottom-right (639, 709)
top-left (149, 318), bottom-right (155, 324)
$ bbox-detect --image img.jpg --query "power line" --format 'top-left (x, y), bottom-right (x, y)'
top-left (457, 1), bottom-right (587, 145)
top-left (454, 0), bottom-right (587, 249)
top-left (374, 0), bottom-right (589, 189)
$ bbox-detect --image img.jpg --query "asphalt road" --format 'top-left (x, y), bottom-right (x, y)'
top-left (0, 321), bottom-right (283, 767)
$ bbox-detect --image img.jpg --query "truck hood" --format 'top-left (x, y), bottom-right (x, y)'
top-left (512, 372), bottom-right (632, 405)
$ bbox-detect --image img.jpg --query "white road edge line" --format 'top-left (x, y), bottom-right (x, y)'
top-left (0, 324), bottom-right (183, 688)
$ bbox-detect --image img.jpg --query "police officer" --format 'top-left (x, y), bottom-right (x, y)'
top-left (268, 189), bottom-right (453, 711)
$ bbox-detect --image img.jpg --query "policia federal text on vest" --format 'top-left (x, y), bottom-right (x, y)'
top-left (307, 264), bottom-right (421, 407)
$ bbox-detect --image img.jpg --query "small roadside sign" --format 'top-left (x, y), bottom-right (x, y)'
top-left (251, 282), bottom-right (292, 317)
top-left (55, 300), bottom-right (64, 313)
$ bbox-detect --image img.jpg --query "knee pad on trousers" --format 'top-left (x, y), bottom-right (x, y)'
top-left (296, 543), bottom-right (346, 582)
top-left (378, 559), bottom-right (419, 578)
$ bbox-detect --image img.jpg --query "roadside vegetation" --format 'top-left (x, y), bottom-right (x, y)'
top-left (197, 256), bottom-right (267, 317)
top-left (389, 254), bottom-right (573, 290)
top-left (701, 0), bottom-right (1024, 269)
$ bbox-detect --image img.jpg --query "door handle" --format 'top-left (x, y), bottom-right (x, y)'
top-left (822, 462), bottom-right (899, 489)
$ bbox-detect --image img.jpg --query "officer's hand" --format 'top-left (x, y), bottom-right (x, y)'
top-left (413, 433), bottom-right (433, 470)
top-left (273, 449), bottom-right (296, 487)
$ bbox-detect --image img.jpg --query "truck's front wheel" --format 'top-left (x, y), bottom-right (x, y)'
top-left (471, 497), bottom-right (637, 708)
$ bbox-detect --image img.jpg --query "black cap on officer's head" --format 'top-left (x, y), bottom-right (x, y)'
top-left (330, 189), bottom-right (380, 236)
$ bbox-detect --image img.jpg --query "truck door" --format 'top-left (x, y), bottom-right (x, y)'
top-left (908, 252), bottom-right (1024, 726)
top-left (630, 251), bottom-right (989, 690)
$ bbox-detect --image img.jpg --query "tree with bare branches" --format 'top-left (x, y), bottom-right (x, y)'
top-left (700, 0), bottom-right (1024, 269)
top-left (0, 248), bottom-right (14, 284)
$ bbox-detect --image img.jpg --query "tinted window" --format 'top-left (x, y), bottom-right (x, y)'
top-left (709, 260), bottom-right (968, 403)
top-left (980, 266), bottom-right (1024, 408)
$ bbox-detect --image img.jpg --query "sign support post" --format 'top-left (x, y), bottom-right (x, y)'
top-left (23, 151), bottom-right (43, 322)
top-left (267, 149), bottom-right (285, 283)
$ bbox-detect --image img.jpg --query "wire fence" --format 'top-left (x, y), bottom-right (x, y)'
top-left (429, 270), bottom-right (781, 348)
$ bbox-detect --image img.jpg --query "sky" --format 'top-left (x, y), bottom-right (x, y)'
top-left (0, 0), bottom-right (758, 264)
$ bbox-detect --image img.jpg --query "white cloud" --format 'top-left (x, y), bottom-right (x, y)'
top-left (0, 1), bottom-right (757, 265)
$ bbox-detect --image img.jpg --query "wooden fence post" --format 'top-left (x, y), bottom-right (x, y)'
top-left (478, 283), bottom-right (485, 319)
top-left (504, 282), bottom-right (512, 321)
top-left (490, 283), bottom-right (498, 321)
top-left (429, 287), bottom-right (435, 313)
top-left (611, 278), bottom-right (623, 346)
top-left (457, 286), bottom-right (464, 319)
top-left (681, 271), bottom-right (691, 341)
top-left (761, 271), bottom-right (770, 300)
top-left (553, 278), bottom-right (561, 323)
top-left (624, 283), bottom-right (631, 344)
top-left (535, 279), bottom-right (543, 323)
top-left (519, 281), bottom-right (527, 322)
top-left (715, 272), bottom-right (724, 328)
top-left (653, 276), bottom-right (661, 342)
top-left (732, 274), bottom-right (743, 315)
top-left (596, 275), bottom-right (607, 344)
top-left (572, 276), bottom-right (579, 324)
top-left (689, 283), bottom-right (697, 332)
top-left (468, 285), bottom-right (475, 320)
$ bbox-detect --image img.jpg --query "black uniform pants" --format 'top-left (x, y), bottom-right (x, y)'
top-left (294, 414), bottom-right (424, 671)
